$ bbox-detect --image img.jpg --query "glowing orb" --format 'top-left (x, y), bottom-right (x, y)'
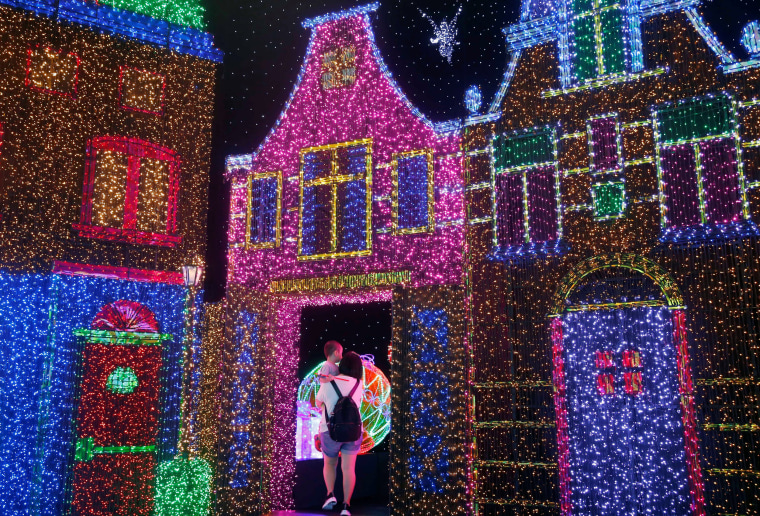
top-left (296, 355), bottom-right (391, 459)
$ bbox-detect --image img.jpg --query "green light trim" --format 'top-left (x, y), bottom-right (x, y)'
top-left (542, 67), bottom-right (666, 98)
top-left (97, 0), bottom-right (206, 30)
top-left (74, 328), bottom-right (172, 346)
top-left (656, 95), bottom-right (733, 144)
top-left (75, 437), bottom-right (156, 461)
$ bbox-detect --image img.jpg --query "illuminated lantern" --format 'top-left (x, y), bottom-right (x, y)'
top-left (464, 85), bottom-right (482, 114)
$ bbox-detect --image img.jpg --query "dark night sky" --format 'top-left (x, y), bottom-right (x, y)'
top-left (202, 0), bottom-right (760, 300)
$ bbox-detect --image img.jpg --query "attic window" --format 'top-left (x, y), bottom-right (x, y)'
top-left (321, 46), bottom-right (356, 90)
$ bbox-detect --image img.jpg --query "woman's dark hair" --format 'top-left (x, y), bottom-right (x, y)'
top-left (338, 351), bottom-right (363, 380)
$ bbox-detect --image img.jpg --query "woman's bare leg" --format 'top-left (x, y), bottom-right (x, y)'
top-left (340, 452), bottom-right (358, 505)
top-left (323, 455), bottom-right (338, 494)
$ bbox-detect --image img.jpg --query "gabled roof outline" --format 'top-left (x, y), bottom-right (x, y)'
top-left (226, 2), bottom-right (460, 176)
top-left (487, 0), bottom-right (750, 114)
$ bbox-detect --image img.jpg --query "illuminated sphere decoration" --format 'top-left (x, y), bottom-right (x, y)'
top-left (741, 21), bottom-right (760, 56)
top-left (464, 85), bottom-right (482, 114)
top-left (296, 355), bottom-right (391, 459)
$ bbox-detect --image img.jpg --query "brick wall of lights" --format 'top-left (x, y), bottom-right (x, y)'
top-left (466, 8), bottom-right (760, 516)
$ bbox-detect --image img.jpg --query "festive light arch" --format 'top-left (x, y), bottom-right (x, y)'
top-left (549, 253), bottom-right (684, 315)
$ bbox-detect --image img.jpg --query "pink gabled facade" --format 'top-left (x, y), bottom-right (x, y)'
top-left (226, 3), bottom-right (464, 292)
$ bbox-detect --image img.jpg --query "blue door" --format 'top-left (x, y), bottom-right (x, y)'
top-left (561, 306), bottom-right (691, 515)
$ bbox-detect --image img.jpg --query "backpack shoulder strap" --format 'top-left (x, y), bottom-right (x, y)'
top-left (348, 378), bottom-right (360, 398)
top-left (325, 380), bottom-right (343, 424)
top-left (330, 379), bottom-right (343, 398)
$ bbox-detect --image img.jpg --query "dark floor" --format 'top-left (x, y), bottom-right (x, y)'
top-left (269, 506), bottom-right (389, 516)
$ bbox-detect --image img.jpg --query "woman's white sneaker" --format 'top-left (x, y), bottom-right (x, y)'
top-left (321, 494), bottom-right (337, 510)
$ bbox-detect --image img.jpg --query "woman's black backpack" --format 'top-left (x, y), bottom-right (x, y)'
top-left (326, 379), bottom-right (362, 442)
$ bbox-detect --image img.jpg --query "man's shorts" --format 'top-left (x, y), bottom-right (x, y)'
top-left (319, 430), bottom-right (362, 458)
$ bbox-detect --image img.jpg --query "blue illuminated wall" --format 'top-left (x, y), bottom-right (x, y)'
top-left (0, 271), bottom-right (188, 516)
top-left (408, 307), bottom-right (450, 494)
top-left (227, 311), bottom-right (258, 489)
top-left (562, 306), bottom-right (691, 515)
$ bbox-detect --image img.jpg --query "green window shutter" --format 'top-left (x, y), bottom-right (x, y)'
top-left (657, 96), bottom-right (734, 144)
top-left (600, 8), bottom-right (626, 75)
top-left (592, 182), bottom-right (625, 219)
top-left (494, 131), bottom-right (554, 171)
top-left (573, 15), bottom-right (598, 81)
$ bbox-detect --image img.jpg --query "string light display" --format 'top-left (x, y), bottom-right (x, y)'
top-left (295, 355), bottom-right (391, 460)
top-left (0, 272), bottom-right (190, 515)
top-left (219, 4), bottom-right (471, 513)
top-left (0, 0), bottom-right (218, 513)
top-left (465, 2), bottom-right (760, 514)
top-left (389, 288), bottom-right (469, 515)
top-left (96, 0), bottom-right (206, 30)
top-left (154, 457), bottom-right (213, 516)
top-left (225, 2), bottom-right (464, 291)
top-left (0, 0), bottom-right (219, 271)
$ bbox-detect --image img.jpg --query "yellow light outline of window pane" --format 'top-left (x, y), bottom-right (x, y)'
top-left (297, 138), bottom-right (373, 260)
top-left (245, 170), bottom-right (282, 250)
top-left (391, 149), bottom-right (435, 235)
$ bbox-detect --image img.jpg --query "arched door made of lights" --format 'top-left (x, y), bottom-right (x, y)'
top-left (549, 255), bottom-right (704, 516)
top-left (71, 300), bottom-right (172, 516)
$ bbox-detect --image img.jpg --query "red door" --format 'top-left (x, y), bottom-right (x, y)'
top-left (71, 301), bottom-right (165, 516)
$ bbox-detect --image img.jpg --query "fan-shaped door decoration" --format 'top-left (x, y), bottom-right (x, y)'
top-left (91, 300), bottom-right (160, 332)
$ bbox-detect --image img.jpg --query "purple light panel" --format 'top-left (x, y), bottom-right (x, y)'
top-left (590, 117), bottom-right (619, 172)
top-left (495, 173), bottom-right (524, 246)
top-left (699, 139), bottom-right (741, 224)
top-left (526, 166), bottom-right (558, 243)
top-left (661, 144), bottom-right (701, 228)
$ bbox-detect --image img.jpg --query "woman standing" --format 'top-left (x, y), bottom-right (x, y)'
top-left (315, 351), bottom-right (364, 516)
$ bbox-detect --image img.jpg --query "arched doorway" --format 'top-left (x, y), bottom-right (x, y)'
top-left (549, 254), bottom-right (704, 516)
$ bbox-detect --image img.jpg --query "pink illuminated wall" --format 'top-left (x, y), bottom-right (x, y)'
top-left (226, 8), bottom-right (464, 291)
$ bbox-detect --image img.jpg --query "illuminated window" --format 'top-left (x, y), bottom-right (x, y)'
top-left (655, 95), bottom-right (745, 230)
top-left (106, 367), bottom-right (139, 395)
top-left (588, 115), bottom-right (626, 220)
top-left (595, 350), bottom-right (615, 395)
top-left (298, 139), bottom-right (372, 260)
top-left (25, 46), bottom-right (79, 97)
top-left (74, 137), bottom-right (181, 246)
top-left (392, 150), bottom-right (434, 234)
top-left (321, 46), bottom-right (356, 90)
top-left (493, 127), bottom-right (560, 249)
top-left (119, 66), bottom-right (165, 115)
top-left (228, 312), bottom-right (258, 488)
top-left (571, 0), bottom-right (626, 81)
top-left (246, 171), bottom-right (282, 249)
top-left (588, 115), bottom-right (621, 174)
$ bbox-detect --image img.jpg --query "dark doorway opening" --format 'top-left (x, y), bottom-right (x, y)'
top-left (295, 301), bottom-right (392, 511)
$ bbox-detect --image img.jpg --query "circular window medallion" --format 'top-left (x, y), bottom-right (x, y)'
top-left (106, 367), bottom-right (139, 394)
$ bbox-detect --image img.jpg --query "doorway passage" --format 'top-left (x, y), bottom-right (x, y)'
top-left (295, 301), bottom-right (392, 512)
